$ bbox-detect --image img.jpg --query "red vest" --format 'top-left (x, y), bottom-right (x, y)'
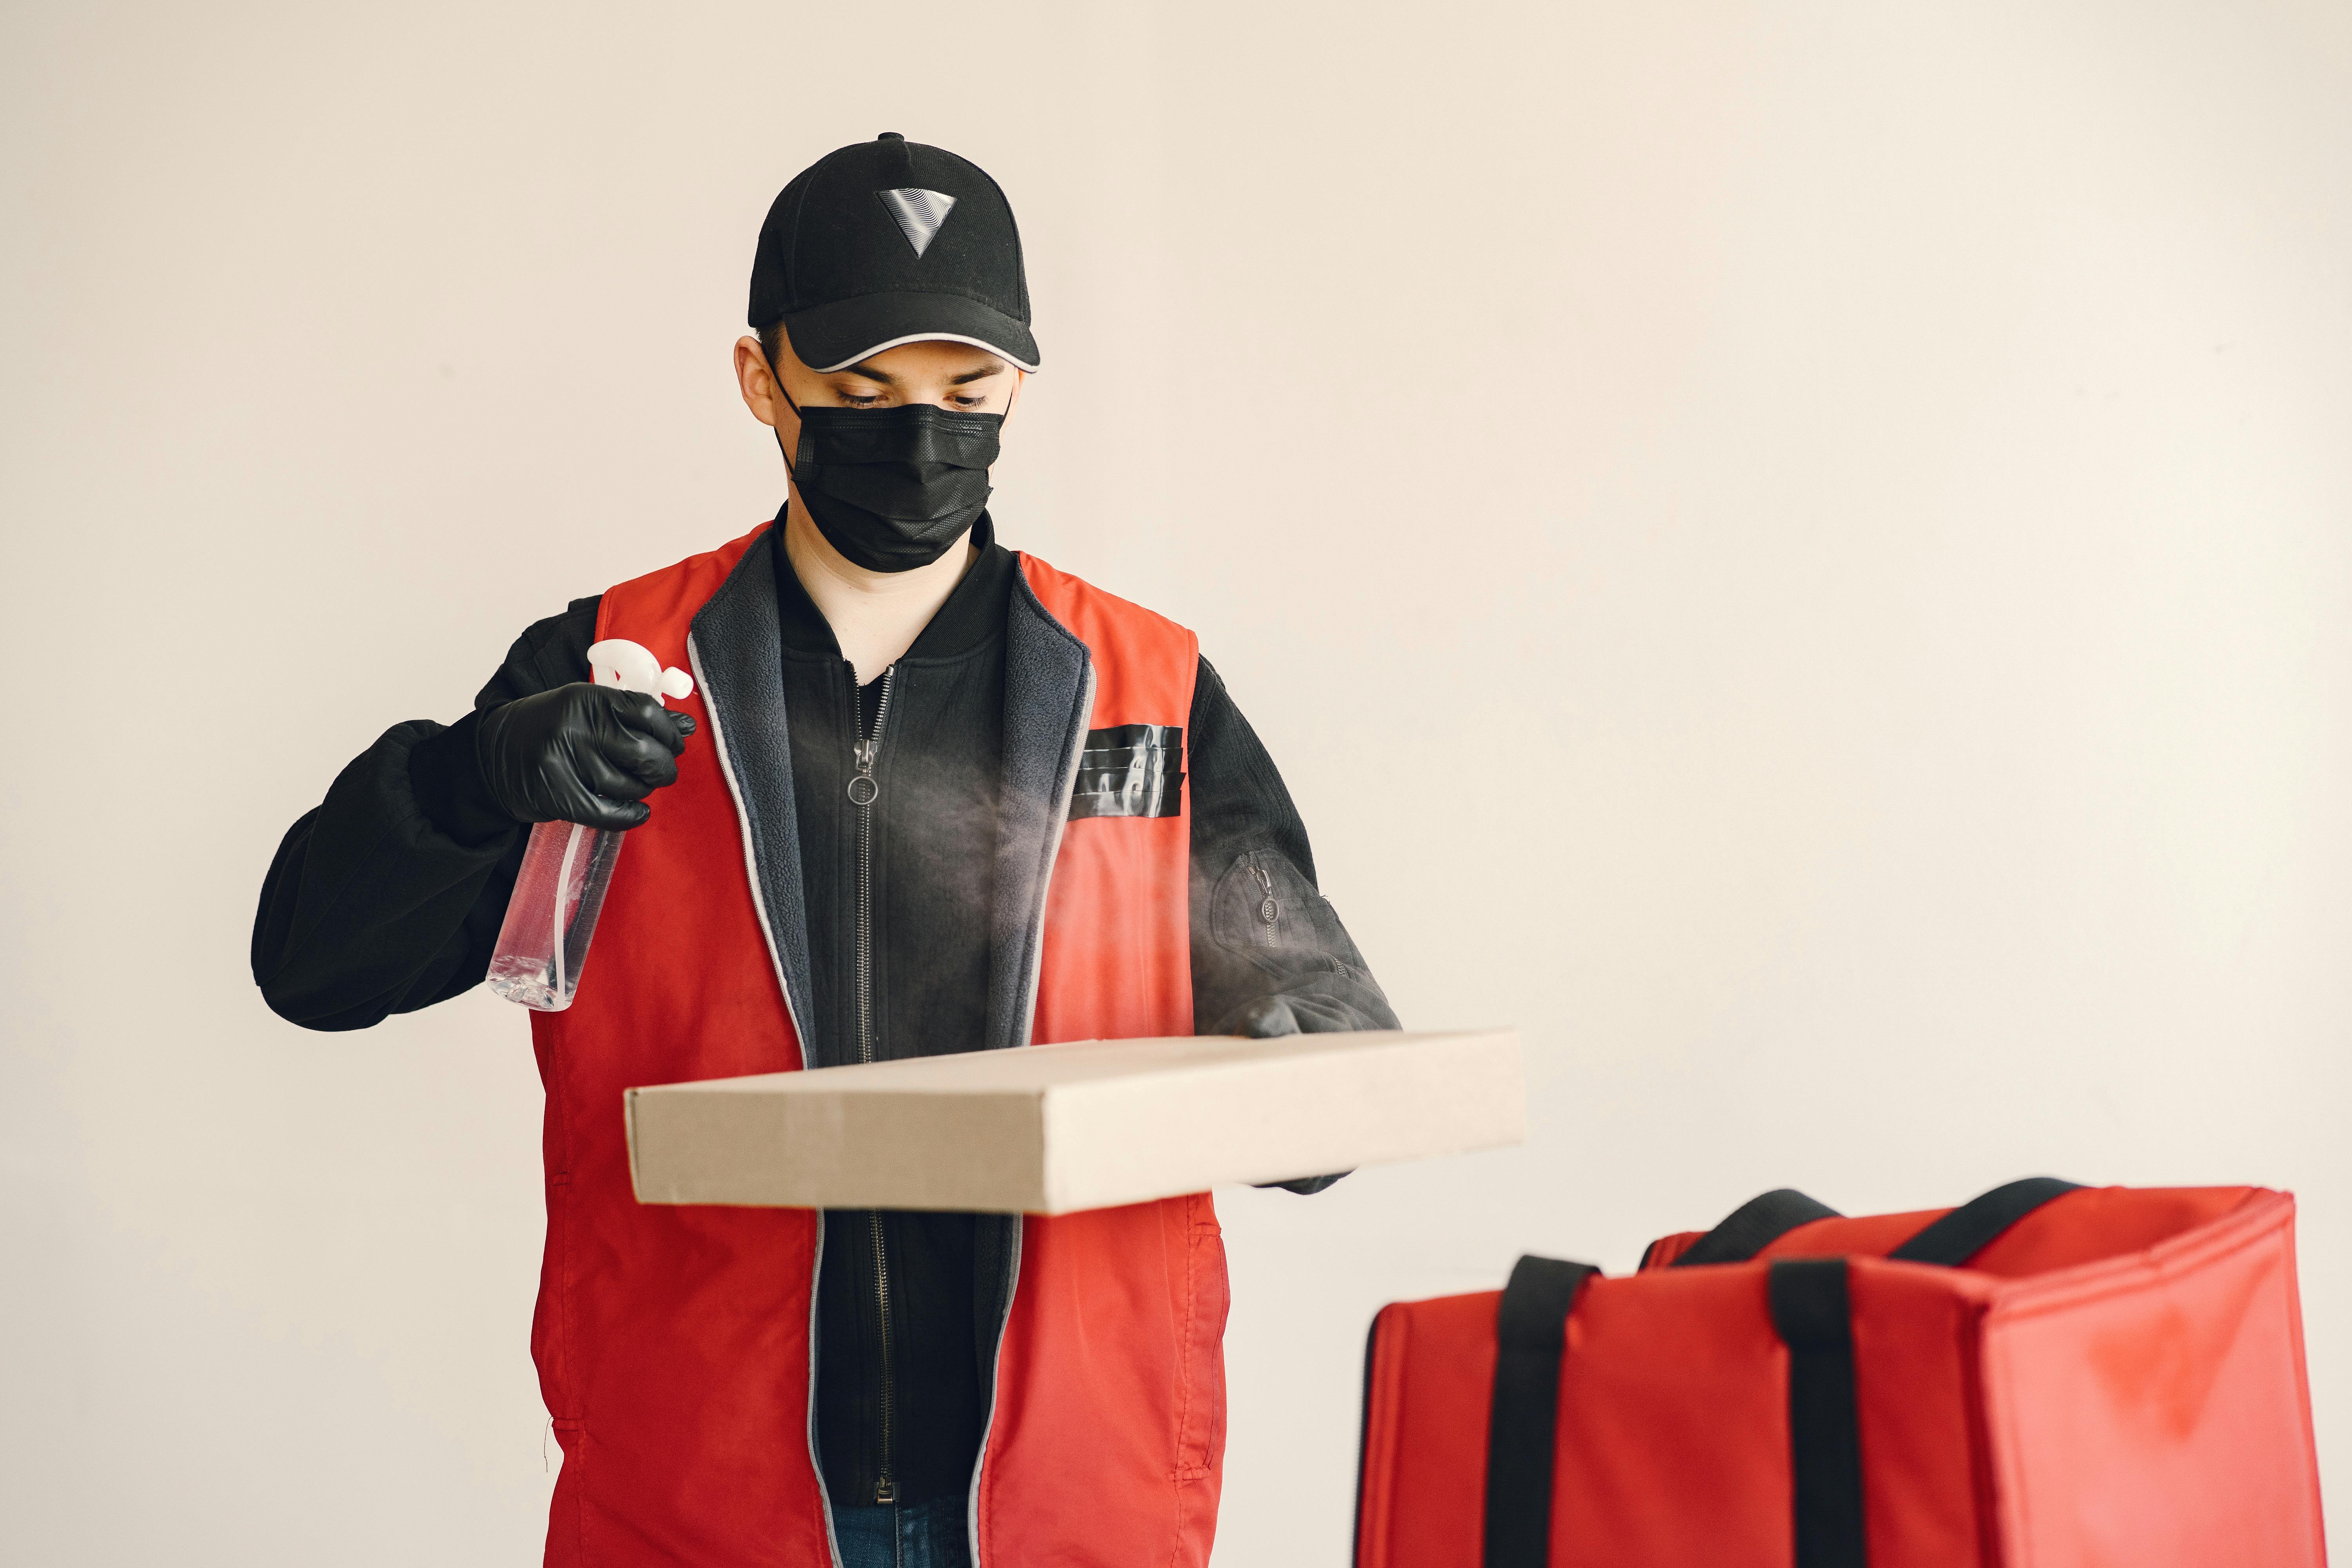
top-left (527, 523), bottom-right (1224, 1566)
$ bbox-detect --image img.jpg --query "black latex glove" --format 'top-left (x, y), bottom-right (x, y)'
top-left (1223, 995), bottom-right (1352, 1194)
top-left (474, 683), bottom-right (696, 831)
top-left (1218, 993), bottom-right (1363, 1038)
top-left (1227, 995), bottom-right (1303, 1038)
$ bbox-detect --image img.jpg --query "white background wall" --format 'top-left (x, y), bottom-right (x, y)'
top-left (4, 2), bottom-right (2346, 1561)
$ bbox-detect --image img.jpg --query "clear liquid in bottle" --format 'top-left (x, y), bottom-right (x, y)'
top-left (487, 818), bottom-right (628, 1011)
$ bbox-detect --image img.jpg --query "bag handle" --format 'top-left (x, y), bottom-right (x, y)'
top-left (1670, 1188), bottom-right (1844, 1268)
top-left (1483, 1254), bottom-right (1598, 1568)
top-left (1887, 1176), bottom-right (2082, 1266)
top-left (1774, 1176), bottom-right (2084, 1568)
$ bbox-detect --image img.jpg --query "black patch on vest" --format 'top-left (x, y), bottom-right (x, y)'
top-left (1068, 724), bottom-right (1184, 819)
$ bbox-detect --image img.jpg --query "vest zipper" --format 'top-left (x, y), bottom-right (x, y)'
top-left (850, 664), bottom-right (899, 1506)
top-left (967, 661), bottom-right (1096, 1568)
top-left (688, 631), bottom-right (846, 1555)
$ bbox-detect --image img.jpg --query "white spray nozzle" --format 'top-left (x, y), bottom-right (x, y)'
top-left (587, 638), bottom-right (695, 705)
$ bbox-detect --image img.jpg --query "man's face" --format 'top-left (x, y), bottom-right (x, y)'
top-left (733, 332), bottom-right (1020, 459)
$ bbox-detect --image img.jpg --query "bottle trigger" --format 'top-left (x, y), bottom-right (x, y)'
top-left (588, 638), bottom-right (696, 706)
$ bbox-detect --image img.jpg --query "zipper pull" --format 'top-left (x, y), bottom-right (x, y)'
top-left (848, 741), bottom-right (878, 806)
top-left (1249, 856), bottom-right (1279, 944)
top-left (847, 667), bottom-right (893, 806)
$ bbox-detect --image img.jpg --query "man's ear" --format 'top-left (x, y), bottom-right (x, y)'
top-left (734, 336), bottom-right (784, 429)
top-left (737, 336), bottom-right (804, 475)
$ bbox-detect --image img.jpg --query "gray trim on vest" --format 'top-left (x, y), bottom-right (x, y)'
top-left (983, 568), bottom-right (1095, 1056)
top-left (969, 567), bottom-right (1094, 1563)
top-left (688, 528), bottom-right (818, 1041)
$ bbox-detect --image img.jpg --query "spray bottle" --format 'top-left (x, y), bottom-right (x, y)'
top-left (486, 639), bottom-right (695, 1011)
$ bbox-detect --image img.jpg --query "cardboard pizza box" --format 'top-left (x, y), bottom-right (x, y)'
top-left (624, 1027), bottom-right (1523, 1216)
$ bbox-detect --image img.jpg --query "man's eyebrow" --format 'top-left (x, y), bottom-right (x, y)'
top-left (948, 365), bottom-right (1007, 385)
top-left (837, 360), bottom-right (897, 384)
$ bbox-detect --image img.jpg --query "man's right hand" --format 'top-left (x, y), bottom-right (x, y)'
top-left (474, 684), bottom-right (697, 830)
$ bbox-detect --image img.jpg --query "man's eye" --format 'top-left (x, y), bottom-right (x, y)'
top-left (840, 394), bottom-right (884, 407)
top-left (949, 395), bottom-right (985, 408)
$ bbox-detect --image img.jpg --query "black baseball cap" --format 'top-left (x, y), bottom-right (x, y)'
top-left (748, 133), bottom-right (1039, 373)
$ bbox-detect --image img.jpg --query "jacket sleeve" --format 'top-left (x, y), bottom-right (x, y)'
top-left (1187, 655), bottom-right (1399, 1037)
top-left (250, 597), bottom-right (602, 1030)
top-left (1188, 656), bottom-right (1399, 1193)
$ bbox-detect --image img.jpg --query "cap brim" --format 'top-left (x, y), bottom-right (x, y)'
top-left (782, 290), bottom-right (1040, 374)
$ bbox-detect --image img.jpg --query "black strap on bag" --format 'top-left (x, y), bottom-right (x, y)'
top-left (1886, 1176), bottom-right (2083, 1266)
top-left (1670, 1188), bottom-right (1844, 1267)
top-left (1483, 1254), bottom-right (1598, 1568)
top-left (1772, 1176), bottom-right (2084, 1568)
top-left (1770, 1259), bottom-right (1869, 1568)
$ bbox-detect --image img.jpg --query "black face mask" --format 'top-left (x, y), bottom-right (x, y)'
top-left (780, 399), bottom-right (1002, 573)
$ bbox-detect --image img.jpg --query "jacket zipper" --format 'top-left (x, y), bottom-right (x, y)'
top-left (850, 664), bottom-right (899, 1506)
top-left (1247, 854), bottom-right (1280, 947)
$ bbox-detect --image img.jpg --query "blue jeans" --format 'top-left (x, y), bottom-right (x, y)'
top-left (831, 1498), bottom-right (971, 1568)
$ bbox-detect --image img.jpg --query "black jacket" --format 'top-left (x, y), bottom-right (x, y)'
top-left (251, 515), bottom-right (1397, 1507)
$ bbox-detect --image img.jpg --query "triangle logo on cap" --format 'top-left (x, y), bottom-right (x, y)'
top-left (876, 188), bottom-right (958, 259)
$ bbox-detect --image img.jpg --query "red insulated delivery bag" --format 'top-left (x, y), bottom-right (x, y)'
top-left (1353, 1179), bottom-right (2325, 1568)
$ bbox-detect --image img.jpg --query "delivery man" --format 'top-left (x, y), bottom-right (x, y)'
top-left (252, 133), bottom-right (1396, 1568)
